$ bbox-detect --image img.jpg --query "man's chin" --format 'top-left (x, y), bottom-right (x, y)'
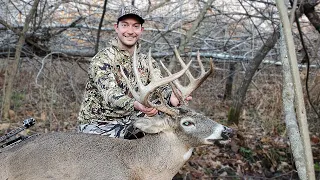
top-left (125, 39), bottom-right (137, 45)
top-left (118, 38), bottom-right (139, 49)
top-left (123, 42), bottom-right (137, 48)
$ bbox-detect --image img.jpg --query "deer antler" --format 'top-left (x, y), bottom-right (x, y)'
top-left (161, 47), bottom-right (214, 105)
top-left (120, 46), bottom-right (192, 116)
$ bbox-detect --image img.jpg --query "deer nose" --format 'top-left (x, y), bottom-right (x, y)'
top-left (221, 126), bottom-right (233, 140)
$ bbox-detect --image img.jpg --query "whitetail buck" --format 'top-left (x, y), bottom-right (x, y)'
top-left (0, 47), bottom-right (233, 180)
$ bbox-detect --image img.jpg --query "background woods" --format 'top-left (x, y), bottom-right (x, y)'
top-left (1, 0), bottom-right (320, 179)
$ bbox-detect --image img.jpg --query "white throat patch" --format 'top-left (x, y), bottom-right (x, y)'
top-left (183, 148), bottom-right (194, 160)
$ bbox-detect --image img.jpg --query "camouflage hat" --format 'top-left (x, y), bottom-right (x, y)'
top-left (118, 5), bottom-right (145, 24)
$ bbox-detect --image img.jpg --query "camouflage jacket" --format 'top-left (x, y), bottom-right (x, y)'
top-left (78, 39), bottom-right (172, 124)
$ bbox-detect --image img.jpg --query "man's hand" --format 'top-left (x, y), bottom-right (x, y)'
top-left (170, 92), bottom-right (192, 107)
top-left (134, 101), bottom-right (158, 116)
top-left (133, 92), bottom-right (192, 116)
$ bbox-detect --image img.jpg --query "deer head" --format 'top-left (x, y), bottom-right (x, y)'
top-left (120, 46), bottom-right (233, 144)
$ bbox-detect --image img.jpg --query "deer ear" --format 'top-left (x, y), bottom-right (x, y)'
top-left (134, 116), bottom-right (169, 133)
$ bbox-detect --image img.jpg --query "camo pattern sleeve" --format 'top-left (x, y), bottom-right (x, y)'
top-left (78, 40), bottom-right (170, 124)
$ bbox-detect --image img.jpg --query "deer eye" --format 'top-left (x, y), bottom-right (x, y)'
top-left (182, 121), bottom-right (194, 126)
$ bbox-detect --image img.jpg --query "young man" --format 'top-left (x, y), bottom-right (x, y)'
top-left (78, 5), bottom-right (183, 138)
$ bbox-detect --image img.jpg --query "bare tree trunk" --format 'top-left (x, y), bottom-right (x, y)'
top-left (2, 0), bottom-right (40, 120)
top-left (223, 62), bottom-right (236, 100)
top-left (95, 0), bottom-right (108, 54)
top-left (276, 0), bottom-right (315, 179)
top-left (228, 28), bottom-right (280, 125)
top-left (280, 24), bottom-right (307, 180)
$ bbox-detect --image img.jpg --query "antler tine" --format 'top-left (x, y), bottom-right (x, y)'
top-left (120, 46), bottom-right (192, 116)
top-left (162, 47), bottom-right (214, 104)
top-left (120, 46), bottom-right (141, 103)
top-left (173, 47), bottom-right (195, 82)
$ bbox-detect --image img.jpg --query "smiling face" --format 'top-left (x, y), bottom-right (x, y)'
top-left (114, 16), bottom-right (144, 52)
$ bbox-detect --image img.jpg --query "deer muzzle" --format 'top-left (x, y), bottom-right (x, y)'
top-left (221, 126), bottom-right (234, 140)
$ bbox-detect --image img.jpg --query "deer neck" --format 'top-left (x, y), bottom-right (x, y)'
top-left (128, 131), bottom-right (193, 180)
